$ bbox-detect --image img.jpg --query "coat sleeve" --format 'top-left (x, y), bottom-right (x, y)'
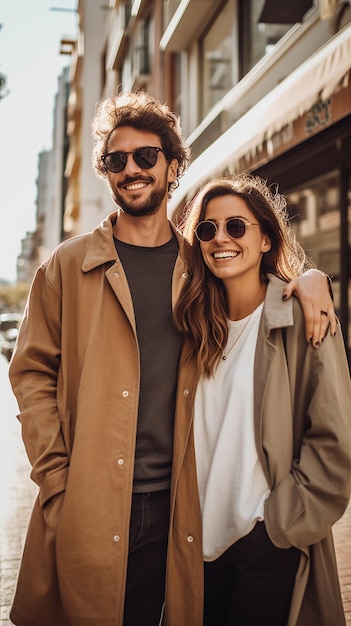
top-left (9, 254), bottom-right (69, 508)
top-left (264, 314), bottom-right (351, 550)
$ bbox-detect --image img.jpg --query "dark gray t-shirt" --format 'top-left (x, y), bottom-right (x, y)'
top-left (114, 236), bottom-right (182, 492)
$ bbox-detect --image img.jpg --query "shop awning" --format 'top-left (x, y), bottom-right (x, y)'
top-left (169, 24), bottom-right (351, 212)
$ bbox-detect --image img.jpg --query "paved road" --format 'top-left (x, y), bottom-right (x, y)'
top-left (0, 355), bottom-right (37, 626)
top-left (1, 354), bottom-right (350, 624)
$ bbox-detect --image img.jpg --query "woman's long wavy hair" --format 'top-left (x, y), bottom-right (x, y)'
top-left (173, 174), bottom-right (314, 377)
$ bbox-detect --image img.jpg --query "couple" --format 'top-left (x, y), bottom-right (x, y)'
top-left (9, 90), bottom-right (351, 626)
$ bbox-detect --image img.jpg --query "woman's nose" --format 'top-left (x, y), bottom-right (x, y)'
top-left (214, 222), bottom-right (230, 242)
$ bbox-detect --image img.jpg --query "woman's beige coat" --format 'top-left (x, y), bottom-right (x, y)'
top-left (9, 213), bottom-right (189, 626)
top-left (165, 275), bottom-right (351, 626)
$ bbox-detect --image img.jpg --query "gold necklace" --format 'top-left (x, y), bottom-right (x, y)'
top-left (222, 313), bottom-right (253, 360)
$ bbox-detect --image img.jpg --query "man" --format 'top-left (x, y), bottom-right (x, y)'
top-left (9, 90), bottom-right (335, 626)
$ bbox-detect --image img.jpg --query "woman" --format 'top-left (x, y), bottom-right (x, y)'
top-left (166, 174), bottom-right (351, 626)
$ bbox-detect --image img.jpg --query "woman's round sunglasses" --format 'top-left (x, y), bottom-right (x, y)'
top-left (195, 218), bottom-right (259, 242)
top-left (101, 146), bottom-right (164, 173)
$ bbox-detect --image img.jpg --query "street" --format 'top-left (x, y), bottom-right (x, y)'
top-left (0, 354), bottom-right (37, 626)
top-left (0, 352), bottom-right (350, 624)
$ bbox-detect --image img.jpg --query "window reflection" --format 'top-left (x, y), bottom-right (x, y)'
top-left (286, 171), bottom-right (347, 342)
top-left (202, 2), bottom-right (236, 116)
top-left (240, 0), bottom-right (293, 75)
top-left (163, 0), bottom-right (182, 30)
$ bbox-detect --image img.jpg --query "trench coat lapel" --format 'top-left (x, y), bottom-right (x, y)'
top-left (253, 276), bottom-right (294, 485)
top-left (81, 212), bottom-right (136, 332)
top-left (80, 214), bottom-right (188, 334)
top-left (170, 225), bottom-right (189, 309)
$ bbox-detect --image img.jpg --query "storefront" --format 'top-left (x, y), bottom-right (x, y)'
top-left (253, 106), bottom-right (351, 366)
top-left (169, 25), bottom-right (351, 364)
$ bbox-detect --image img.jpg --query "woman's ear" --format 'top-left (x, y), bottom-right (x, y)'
top-left (261, 235), bottom-right (271, 252)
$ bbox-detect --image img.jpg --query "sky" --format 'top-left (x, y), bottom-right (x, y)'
top-left (0, 0), bottom-right (77, 283)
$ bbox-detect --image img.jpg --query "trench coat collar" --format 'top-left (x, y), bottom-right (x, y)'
top-left (81, 211), bottom-right (187, 273)
top-left (255, 275), bottom-right (295, 405)
top-left (261, 274), bottom-right (294, 334)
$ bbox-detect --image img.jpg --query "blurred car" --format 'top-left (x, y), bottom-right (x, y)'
top-left (0, 312), bottom-right (22, 362)
top-left (0, 312), bottom-right (22, 333)
top-left (1, 327), bottom-right (19, 362)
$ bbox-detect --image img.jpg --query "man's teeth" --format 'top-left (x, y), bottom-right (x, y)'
top-left (213, 251), bottom-right (238, 259)
top-left (125, 182), bottom-right (148, 190)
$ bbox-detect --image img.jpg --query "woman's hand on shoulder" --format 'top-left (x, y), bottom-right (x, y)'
top-left (282, 269), bottom-right (337, 347)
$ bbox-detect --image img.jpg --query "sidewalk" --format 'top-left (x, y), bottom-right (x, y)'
top-left (1, 399), bottom-right (351, 624)
top-left (0, 356), bottom-right (37, 626)
top-left (334, 498), bottom-right (351, 622)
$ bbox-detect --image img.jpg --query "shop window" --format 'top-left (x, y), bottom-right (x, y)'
top-left (288, 172), bottom-right (340, 235)
top-left (239, 0), bottom-right (299, 76)
top-left (201, 1), bottom-right (236, 117)
top-left (333, 1), bottom-right (351, 32)
top-left (163, 0), bottom-right (183, 31)
top-left (124, 1), bottom-right (132, 27)
top-left (121, 44), bottom-right (133, 89)
top-left (172, 52), bottom-right (187, 124)
top-left (288, 191), bottom-right (317, 238)
top-left (286, 170), bottom-right (341, 307)
top-left (132, 17), bottom-right (150, 76)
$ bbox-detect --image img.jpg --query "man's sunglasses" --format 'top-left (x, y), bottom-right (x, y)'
top-left (101, 146), bottom-right (164, 173)
top-left (195, 218), bottom-right (259, 242)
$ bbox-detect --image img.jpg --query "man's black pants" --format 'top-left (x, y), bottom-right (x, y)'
top-left (123, 490), bottom-right (170, 626)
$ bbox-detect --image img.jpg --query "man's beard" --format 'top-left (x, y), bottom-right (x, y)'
top-left (110, 176), bottom-right (169, 217)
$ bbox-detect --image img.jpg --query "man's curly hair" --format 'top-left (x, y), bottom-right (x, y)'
top-left (91, 90), bottom-right (191, 192)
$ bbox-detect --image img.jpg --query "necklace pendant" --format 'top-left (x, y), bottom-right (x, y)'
top-left (222, 354), bottom-right (227, 360)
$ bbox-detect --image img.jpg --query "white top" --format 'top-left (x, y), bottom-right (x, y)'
top-left (194, 303), bottom-right (270, 561)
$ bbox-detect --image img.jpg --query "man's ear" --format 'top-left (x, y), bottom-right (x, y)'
top-left (168, 159), bottom-right (178, 184)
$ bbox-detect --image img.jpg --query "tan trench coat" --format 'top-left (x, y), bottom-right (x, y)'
top-left (165, 275), bottom-right (351, 626)
top-left (9, 213), bottom-right (189, 626)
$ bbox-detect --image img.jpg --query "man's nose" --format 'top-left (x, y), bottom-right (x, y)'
top-left (123, 152), bottom-right (141, 174)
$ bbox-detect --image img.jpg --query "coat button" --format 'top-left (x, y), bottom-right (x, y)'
top-left (113, 535), bottom-right (120, 542)
top-left (114, 272), bottom-right (119, 278)
top-left (182, 272), bottom-right (188, 278)
top-left (122, 390), bottom-right (129, 397)
top-left (187, 536), bottom-right (194, 542)
top-left (117, 458), bottom-right (124, 466)
top-left (183, 389), bottom-right (189, 397)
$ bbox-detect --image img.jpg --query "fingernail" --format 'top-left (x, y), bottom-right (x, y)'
top-left (282, 294), bottom-right (287, 300)
top-left (315, 341), bottom-right (320, 348)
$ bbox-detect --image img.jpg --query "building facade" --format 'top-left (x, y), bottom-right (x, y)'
top-left (62, 0), bottom-right (351, 362)
top-left (16, 68), bottom-right (71, 283)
